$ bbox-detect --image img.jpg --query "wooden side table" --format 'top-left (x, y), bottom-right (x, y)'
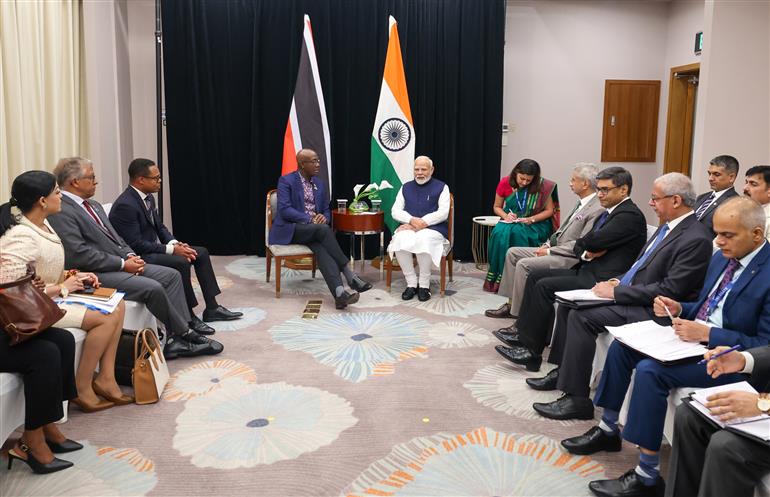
top-left (332, 210), bottom-right (385, 278)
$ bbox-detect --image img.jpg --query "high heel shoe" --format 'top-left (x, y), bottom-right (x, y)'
top-left (7, 441), bottom-right (73, 474)
top-left (70, 396), bottom-right (114, 413)
top-left (92, 382), bottom-right (134, 405)
top-left (45, 439), bottom-right (84, 454)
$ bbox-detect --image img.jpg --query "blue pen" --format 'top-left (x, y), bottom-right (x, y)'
top-left (697, 344), bottom-right (742, 365)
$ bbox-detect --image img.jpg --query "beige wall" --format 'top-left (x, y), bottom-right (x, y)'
top-left (691, 0), bottom-right (770, 193)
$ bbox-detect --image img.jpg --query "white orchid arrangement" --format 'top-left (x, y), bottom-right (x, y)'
top-left (352, 180), bottom-right (393, 203)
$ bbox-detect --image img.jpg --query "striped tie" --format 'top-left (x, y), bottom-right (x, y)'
top-left (695, 192), bottom-right (716, 220)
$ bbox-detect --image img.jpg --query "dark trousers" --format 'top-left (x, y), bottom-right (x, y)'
top-left (144, 245), bottom-right (220, 311)
top-left (667, 403), bottom-right (770, 497)
top-left (594, 340), bottom-right (744, 451)
top-left (516, 268), bottom-right (597, 355)
top-left (291, 223), bottom-right (348, 293)
top-left (0, 328), bottom-right (77, 430)
top-left (554, 304), bottom-right (660, 398)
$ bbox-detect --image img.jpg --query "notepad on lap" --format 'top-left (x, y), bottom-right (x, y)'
top-left (555, 289), bottom-right (613, 302)
top-left (605, 320), bottom-right (707, 363)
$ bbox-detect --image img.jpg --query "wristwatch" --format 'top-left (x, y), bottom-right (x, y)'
top-left (59, 286), bottom-right (69, 299)
top-left (757, 393), bottom-right (770, 414)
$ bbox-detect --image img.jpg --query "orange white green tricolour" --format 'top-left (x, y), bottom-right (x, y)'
top-left (371, 16), bottom-right (415, 233)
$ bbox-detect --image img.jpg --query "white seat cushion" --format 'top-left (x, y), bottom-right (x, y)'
top-left (268, 244), bottom-right (313, 257)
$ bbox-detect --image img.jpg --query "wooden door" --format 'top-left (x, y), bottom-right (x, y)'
top-left (663, 63), bottom-right (700, 175)
top-left (601, 80), bottom-right (661, 162)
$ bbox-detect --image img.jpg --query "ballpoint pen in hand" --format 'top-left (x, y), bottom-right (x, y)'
top-left (697, 344), bottom-right (743, 365)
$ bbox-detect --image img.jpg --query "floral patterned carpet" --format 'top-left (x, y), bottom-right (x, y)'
top-left (0, 256), bottom-right (648, 497)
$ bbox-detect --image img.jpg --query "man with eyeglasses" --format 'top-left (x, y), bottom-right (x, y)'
top-left (494, 166), bottom-right (647, 370)
top-left (109, 158), bottom-right (242, 336)
top-left (529, 172), bottom-right (713, 422)
top-left (269, 148), bottom-right (371, 308)
top-left (49, 157), bottom-right (222, 359)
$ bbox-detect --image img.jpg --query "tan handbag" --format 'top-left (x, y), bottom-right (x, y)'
top-left (0, 270), bottom-right (66, 346)
top-left (132, 328), bottom-right (169, 404)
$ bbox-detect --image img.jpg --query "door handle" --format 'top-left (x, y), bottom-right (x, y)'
top-left (610, 115), bottom-right (616, 127)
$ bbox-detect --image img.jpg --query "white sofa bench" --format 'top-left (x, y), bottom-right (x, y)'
top-left (0, 301), bottom-right (159, 444)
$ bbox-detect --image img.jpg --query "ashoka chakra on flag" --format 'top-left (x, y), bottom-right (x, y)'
top-left (378, 117), bottom-right (412, 152)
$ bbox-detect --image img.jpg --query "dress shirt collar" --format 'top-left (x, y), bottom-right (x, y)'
top-left (737, 240), bottom-right (766, 269)
top-left (61, 189), bottom-right (86, 206)
top-left (606, 196), bottom-right (630, 214)
top-left (579, 192), bottom-right (597, 209)
top-left (664, 211), bottom-right (693, 233)
top-left (131, 185), bottom-right (149, 201)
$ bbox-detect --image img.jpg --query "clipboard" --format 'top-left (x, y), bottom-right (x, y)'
top-left (683, 397), bottom-right (770, 446)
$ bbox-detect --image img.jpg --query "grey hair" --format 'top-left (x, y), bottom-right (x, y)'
top-left (655, 172), bottom-right (697, 208)
top-left (716, 196), bottom-right (767, 234)
top-left (572, 162), bottom-right (598, 189)
top-left (415, 156), bottom-right (434, 168)
top-left (54, 157), bottom-right (92, 187)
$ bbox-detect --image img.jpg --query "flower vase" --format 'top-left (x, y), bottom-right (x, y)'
top-left (349, 200), bottom-right (369, 213)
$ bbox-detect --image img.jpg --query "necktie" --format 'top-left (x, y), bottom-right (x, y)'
top-left (550, 201), bottom-right (581, 246)
top-left (695, 258), bottom-right (740, 321)
top-left (82, 200), bottom-right (119, 244)
top-left (592, 210), bottom-right (610, 232)
top-left (695, 192), bottom-right (716, 219)
top-left (144, 196), bottom-right (156, 226)
top-left (619, 223), bottom-right (670, 285)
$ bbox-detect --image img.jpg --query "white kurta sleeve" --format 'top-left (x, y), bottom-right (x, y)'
top-left (421, 185), bottom-right (450, 226)
top-left (391, 187), bottom-right (412, 224)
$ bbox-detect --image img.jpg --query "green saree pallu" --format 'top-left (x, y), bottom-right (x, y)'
top-left (483, 179), bottom-right (559, 293)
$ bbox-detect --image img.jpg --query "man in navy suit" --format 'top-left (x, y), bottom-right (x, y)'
top-left (561, 197), bottom-right (770, 497)
top-left (269, 149), bottom-right (371, 308)
top-left (693, 155), bottom-right (740, 234)
top-left (109, 159), bottom-right (242, 335)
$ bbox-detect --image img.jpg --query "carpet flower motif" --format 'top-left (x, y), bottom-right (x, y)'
top-left (391, 276), bottom-right (507, 317)
top-left (225, 256), bottom-right (328, 295)
top-left (341, 428), bottom-right (605, 497)
top-left (423, 321), bottom-right (491, 349)
top-left (205, 307), bottom-right (266, 332)
top-left (173, 381), bottom-right (357, 468)
top-left (464, 363), bottom-right (580, 425)
top-left (0, 442), bottom-right (156, 496)
top-left (270, 312), bottom-right (428, 382)
top-left (163, 359), bottom-right (258, 402)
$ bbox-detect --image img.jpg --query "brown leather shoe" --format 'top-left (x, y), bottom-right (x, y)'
top-left (71, 396), bottom-right (114, 413)
top-left (93, 382), bottom-right (134, 405)
top-left (485, 302), bottom-right (512, 318)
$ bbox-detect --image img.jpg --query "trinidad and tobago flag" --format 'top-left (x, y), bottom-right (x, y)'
top-left (281, 14), bottom-right (332, 194)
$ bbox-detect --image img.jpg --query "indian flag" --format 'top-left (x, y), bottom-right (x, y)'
top-left (371, 16), bottom-right (415, 233)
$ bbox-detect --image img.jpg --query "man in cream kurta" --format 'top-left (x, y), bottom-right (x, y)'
top-left (743, 165), bottom-right (770, 243)
top-left (388, 156), bottom-right (450, 302)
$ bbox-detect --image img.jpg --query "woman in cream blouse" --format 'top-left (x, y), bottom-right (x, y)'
top-left (0, 171), bottom-right (131, 415)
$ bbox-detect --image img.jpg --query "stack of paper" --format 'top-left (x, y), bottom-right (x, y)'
top-left (56, 291), bottom-right (125, 314)
top-left (687, 382), bottom-right (770, 441)
top-left (605, 320), bottom-right (707, 362)
top-left (555, 289), bottom-right (613, 302)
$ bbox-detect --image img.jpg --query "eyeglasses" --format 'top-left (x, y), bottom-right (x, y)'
top-left (302, 158), bottom-right (321, 164)
top-left (80, 175), bottom-right (96, 182)
top-left (143, 175), bottom-right (162, 182)
top-left (650, 194), bottom-right (675, 203)
top-left (596, 186), bottom-right (621, 195)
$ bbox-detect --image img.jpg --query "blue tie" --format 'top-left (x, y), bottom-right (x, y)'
top-left (593, 210), bottom-right (610, 231)
top-left (619, 223), bottom-right (670, 285)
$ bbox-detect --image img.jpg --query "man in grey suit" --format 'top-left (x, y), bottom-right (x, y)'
top-left (48, 157), bottom-right (223, 360)
top-left (485, 163), bottom-right (603, 323)
top-left (666, 345), bottom-right (770, 497)
top-left (694, 154), bottom-right (740, 234)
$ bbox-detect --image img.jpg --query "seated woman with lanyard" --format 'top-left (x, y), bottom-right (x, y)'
top-left (483, 158), bottom-right (559, 293)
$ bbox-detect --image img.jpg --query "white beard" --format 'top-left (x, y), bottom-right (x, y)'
top-left (415, 176), bottom-right (431, 185)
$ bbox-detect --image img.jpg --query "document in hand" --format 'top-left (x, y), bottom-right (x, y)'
top-left (685, 382), bottom-right (770, 443)
top-left (554, 289), bottom-right (613, 302)
top-left (56, 291), bottom-right (125, 314)
top-left (605, 320), bottom-right (707, 363)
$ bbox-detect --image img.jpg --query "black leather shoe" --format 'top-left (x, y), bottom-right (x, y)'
top-left (485, 302), bottom-right (512, 318)
top-left (494, 323), bottom-right (517, 335)
top-left (335, 290), bottom-right (360, 309)
top-left (588, 468), bottom-right (664, 497)
top-left (492, 329), bottom-right (521, 347)
top-left (181, 330), bottom-right (224, 355)
top-left (350, 278), bottom-right (372, 293)
top-left (202, 305), bottom-right (243, 322)
top-left (8, 442), bottom-right (73, 474)
top-left (418, 287), bottom-right (431, 301)
top-left (46, 439), bottom-right (83, 454)
top-left (495, 344), bottom-right (542, 371)
top-left (534, 394), bottom-right (595, 421)
top-left (164, 335), bottom-right (221, 359)
top-left (526, 367), bottom-right (559, 391)
top-left (190, 316), bottom-right (215, 335)
top-left (561, 426), bottom-right (621, 455)
top-left (402, 287), bottom-right (417, 300)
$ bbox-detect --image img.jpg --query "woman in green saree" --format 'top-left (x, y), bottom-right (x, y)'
top-left (483, 159), bottom-right (559, 292)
